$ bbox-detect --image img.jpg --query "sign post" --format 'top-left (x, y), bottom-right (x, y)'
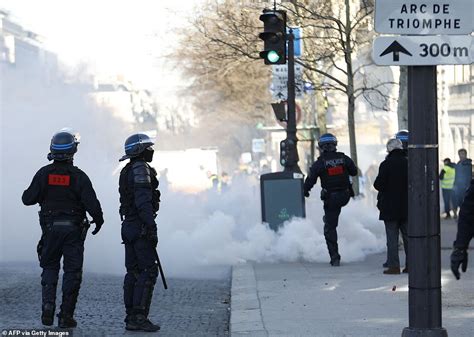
top-left (402, 66), bottom-right (447, 337)
top-left (373, 1), bottom-right (474, 335)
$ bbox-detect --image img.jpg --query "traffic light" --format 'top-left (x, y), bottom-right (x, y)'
top-left (259, 9), bottom-right (286, 65)
top-left (280, 138), bottom-right (298, 166)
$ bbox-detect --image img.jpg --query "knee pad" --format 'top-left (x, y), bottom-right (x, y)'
top-left (124, 269), bottom-right (139, 287)
top-left (141, 264), bottom-right (158, 286)
top-left (41, 270), bottom-right (59, 286)
top-left (63, 271), bottom-right (82, 294)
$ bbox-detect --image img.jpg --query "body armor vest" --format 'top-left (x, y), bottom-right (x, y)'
top-left (320, 152), bottom-right (350, 191)
top-left (40, 164), bottom-right (85, 218)
top-left (119, 161), bottom-right (160, 218)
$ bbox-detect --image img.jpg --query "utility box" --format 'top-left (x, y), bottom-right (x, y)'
top-left (260, 171), bottom-right (306, 231)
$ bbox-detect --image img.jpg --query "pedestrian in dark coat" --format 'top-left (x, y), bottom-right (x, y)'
top-left (453, 149), bottom-right (472, 209)
top-left (374, 138), bottom-right (408, 275)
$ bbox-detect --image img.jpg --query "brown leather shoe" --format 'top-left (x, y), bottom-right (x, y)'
top-left (383, 267), bottom-right (401, 275)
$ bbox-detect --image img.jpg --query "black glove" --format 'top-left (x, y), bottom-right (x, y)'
top-left (91, 219), bottom-right (104, 235)
top-left (451, 248), bottom-right (468, 280)
top-left (146, 227), bottom-right (158, 247)
top-left (304, 190), bottom-right (310, 198)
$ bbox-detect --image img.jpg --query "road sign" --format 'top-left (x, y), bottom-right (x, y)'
top-left (252, 138), bottom-right (266, 153)
top-left (271, 64), bottom-right (304, 100)
top-left (372, 35), bottom-right (472, 65)
top-left (287, 27), bottom-right (303, 57)
top-left (375, 0), bottom-right (473, 35)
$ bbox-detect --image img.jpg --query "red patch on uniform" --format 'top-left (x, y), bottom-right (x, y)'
top-left (48, 174), bottom-right (70, 186)
top-left (327, 166), bottom-right (344, 176)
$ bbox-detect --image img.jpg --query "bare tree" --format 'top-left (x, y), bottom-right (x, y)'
top-left (174, 0), bottom-right (397, 192)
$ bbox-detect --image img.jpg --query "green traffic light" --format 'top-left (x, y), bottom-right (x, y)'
top-left (266, 50), bottom-right (280, 63)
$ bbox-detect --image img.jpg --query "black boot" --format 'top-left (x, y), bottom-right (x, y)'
top-left (41, 303), bottom-right (55, 326)
top-left (57, 313), bottom-right (77, 328)
top-left (330, 257), bottom-right (341, 266)
top-left (124, 308), bottom-right (133, 324)
top-left (58, 291), bottom-right (79, 328)
top-left (126, 313), bottom-right (160, 332)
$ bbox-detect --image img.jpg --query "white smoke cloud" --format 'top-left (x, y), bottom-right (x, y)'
top-left (1, 62), bottom-right (386, 280)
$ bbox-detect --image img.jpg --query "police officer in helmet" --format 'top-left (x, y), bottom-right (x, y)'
top-left (22, 129), bottom-right (104, 328)
top-left (119, 133), bottom-right (161, 332)
top-left (303, 133), bottom-right (358, 266)
top-left (396, 130), bottom-right (409, 156)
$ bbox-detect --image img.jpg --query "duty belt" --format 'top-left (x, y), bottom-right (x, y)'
top-left (51, 220), bottom-right (78, 227)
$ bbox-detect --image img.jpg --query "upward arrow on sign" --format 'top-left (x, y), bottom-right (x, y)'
top-left (379, 40), bottom-right (412, 61)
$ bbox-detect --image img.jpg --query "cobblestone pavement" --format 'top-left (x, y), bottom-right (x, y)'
top-left (0, 262), bottom-right (230, 337)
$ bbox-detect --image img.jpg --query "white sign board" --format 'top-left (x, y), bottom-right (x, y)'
top-left (375, 0), bottom-right (473, 35)
top-left (372, 35), bottom-right (472, 65)
top-left (271, 64), bottom-right (304, 100)
top-left (252, 139), bottom-right (266, 153)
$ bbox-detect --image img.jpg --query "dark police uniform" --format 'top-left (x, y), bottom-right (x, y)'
top-left (451, 179), bottom-right (474, 279)
top-left (22, 160), bottom-right (103, 323)
top-left (119, 159), bottom-right (160, 324)
top-left (304, 151), bottom-right (358, 263)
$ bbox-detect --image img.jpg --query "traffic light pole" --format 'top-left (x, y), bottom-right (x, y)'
top-left (284, 29), bottom-right (302, 174)
top-left (402, 66), bottom-right (447, 337)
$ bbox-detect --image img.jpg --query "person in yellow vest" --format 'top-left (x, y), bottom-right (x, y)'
top-left (440, 158), bottom-right (456, 219)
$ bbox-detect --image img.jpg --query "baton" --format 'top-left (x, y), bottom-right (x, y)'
top-left (154, 248), bottom-right (168, 290)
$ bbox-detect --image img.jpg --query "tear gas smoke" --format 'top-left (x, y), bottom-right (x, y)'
top-left (1, 62), bottom-right (386, 280)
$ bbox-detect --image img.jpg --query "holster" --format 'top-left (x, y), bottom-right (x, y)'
top-left (80, 218), bottom-right (91, 241)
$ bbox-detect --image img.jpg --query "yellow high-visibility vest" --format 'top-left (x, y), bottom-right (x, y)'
top-left (441, 165), bottom-right (455, 189)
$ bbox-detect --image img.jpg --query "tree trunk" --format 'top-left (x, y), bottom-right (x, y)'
top-left (347, 87), bottom-right (359, 195)
top-left (344, 0), bottom-right (359, 195)
top-left (397, 66), bottom-right (408, 130)
top-left (317, 90), bottom-right (327, 134)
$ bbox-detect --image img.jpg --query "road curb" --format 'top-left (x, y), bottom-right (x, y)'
top-left (230, 263), bottom-right (268, 337)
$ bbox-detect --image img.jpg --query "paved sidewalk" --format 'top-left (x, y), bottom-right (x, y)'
top-left (230, 220), bottom-right (474, 337)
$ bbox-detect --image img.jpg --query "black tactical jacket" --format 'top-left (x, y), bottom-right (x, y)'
top-left (304, 151), bottom-right (358, 194)
top-left (119, 159), bottom-right (160, 229)
top-left (22, 161), bottom-right (103, 224)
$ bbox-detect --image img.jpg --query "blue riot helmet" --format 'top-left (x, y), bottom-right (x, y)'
top-left (47, 129), bottom-right (80, 161)
top-left (396, 129), bottom-right (409, 150)
top-left (318, 133), bottom-right (338, 152)
top-left (120, 133), bottom-right (155, 162)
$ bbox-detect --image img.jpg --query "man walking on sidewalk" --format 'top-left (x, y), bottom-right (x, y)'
top-left (374, 138), bottom-right (408, 275)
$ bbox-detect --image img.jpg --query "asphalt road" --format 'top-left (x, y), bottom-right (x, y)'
top-left (0, 262), bottom-right (230, 337)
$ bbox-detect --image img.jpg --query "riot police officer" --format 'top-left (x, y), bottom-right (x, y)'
top-left (22, 129), bottom-right (103, 328)
top-left (119, 133), bottom-right (161, 332)
top-left (451, 179), bottom-right (474, 280)
top-left (303, 133), bottom-right (358, 266)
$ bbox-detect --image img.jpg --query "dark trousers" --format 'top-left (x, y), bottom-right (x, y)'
top-left (323, 190), bottom-right (351, 260)
top-left (384, 220), bottom-right (408, 268)
top-left (39, 224), bottom-right (84, 315)
top-left (122, 221), bottom-right (158, 317)
top-left (442, 188), bottom-right (453, 214)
